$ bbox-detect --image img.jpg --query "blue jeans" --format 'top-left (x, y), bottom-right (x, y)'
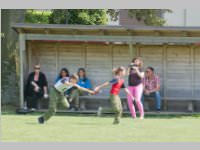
top-left (141, 91), bottom-right (161, 110)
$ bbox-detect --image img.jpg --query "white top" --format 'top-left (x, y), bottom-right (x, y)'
top-left (54, 77), bottom-right (73, 93)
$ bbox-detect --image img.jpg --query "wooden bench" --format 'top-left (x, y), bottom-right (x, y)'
top-left (79, 95), bottom-right (128, 110)
top-left (80, 95), bottom-right (200, 112)
top-left (144, 97), bottom-right (200, 112)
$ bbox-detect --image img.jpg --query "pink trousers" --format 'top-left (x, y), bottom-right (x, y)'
top-left (127, 84), bottom-right (144, 118)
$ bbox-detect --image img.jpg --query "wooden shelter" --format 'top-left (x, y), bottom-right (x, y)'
top-left (13, 23), bottom-right (200, 110)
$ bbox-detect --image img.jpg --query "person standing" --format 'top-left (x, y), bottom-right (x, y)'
top-left (25, 64), bottom-right (48, 110)
top-left (142, 66), bottom-right (161, 112)
top-left (94, 67), bottom-right (135, 125)
top-left (127, 57), bottom-right (145, 119)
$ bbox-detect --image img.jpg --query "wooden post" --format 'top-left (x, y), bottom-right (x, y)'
top-left (163, 44), bottom-right (168, 111)
top-left (190, 45), bottom-right (195, 98)
top-left (55, 42), bottom-right (59, 74)
top-left (82, 43), bottom-right (87, 68)
top-left (19, 34), bottom-right (25, 109)
top-left (27, 42), bottom-right (32, 73)
top-left (129, 42), bottom-right (134, 59)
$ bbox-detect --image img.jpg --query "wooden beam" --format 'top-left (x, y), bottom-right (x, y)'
top-left (27, 42), bottom-right (32, 73)
top-left (19, 34), bottom-right (25, 109)
top-left (154, 30), bottom-right (161, 36)
top-left (25, 34), bottom-right (200, 44)
top-left (129, 42), bottom-right (133, 59)
top-left (190, 45), bottom-right (195, 98)
top-left (163, 44), bottom-right (167, 110)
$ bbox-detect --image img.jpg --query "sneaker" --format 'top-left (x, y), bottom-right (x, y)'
top-left (38, 116), bottom-right (44, 124)
top-left (74, 107), bottom-right (80, 111)
top-left (97, 107), bottom-right (102, 117)
top-left (69, 107), bottom-right (75, 111)
top-left (139, 116), bottom-right (144, 119)
top-left (30, 108), bottom-right (36, 111)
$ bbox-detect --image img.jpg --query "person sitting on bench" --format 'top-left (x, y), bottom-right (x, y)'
top-left (142, 66), bottom-right (161, 112)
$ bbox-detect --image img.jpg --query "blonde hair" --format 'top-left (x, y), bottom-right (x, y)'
top-left (112, 66), bottom-right (125, 75)
top-left (70, 73), bottom-right (79, 81)
top-left (132, 57), bottom-right (143, 68)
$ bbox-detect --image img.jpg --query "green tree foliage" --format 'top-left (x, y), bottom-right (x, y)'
top-left (24, 9), bottom-right (171, 26)
top-left (128, 9), bottom-right (172, 26)
top-left (107, 9), bottom-right (172, 26)
top-left (24, 9), bottom-right (108, 25)
top-left (49, 9), bottom-right (108, 25)
top-left (25, 10), bottom-right (51, 24)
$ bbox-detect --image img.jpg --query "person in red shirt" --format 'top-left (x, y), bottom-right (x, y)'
top-left (94, 66), bottom-right (134, 124)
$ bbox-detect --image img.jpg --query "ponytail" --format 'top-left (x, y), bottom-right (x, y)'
top-left (112, 66), bottom-right (125, 75)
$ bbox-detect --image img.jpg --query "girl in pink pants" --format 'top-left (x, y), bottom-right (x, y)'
top-left (127, 57), bottom-right (144, 119)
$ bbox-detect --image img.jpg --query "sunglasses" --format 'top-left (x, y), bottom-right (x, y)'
top-left (34, 67), bottom-right (40, 70)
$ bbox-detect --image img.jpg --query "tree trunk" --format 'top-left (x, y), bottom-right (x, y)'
top-left (1, 9), bottom-right (25, 107)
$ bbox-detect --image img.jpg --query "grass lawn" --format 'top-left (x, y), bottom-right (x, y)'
top-left (1, 114), bottom-right (200, 142)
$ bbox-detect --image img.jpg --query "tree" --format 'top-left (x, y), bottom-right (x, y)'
top-left (1, 9), bottom-right (25, 107)
top-left (107, 9), bottom-right (172, 26)
top-left (49, 9), bottom-right (108, 25)
top-left (25, 9), bottom-right (51, 24)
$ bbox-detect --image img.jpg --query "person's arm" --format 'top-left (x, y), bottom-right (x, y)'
top-left (42, 73), bottom-right (48, 97)
top-left (31, 81), bottom-right (40, 92)
top-left (94, 82), bottom-right (110, 93)
top-left (73, 84), bottom-right (95, 94)
top-left (133, 67), bottom-right (144, 79)
top-left (43, 86), bottom-right (48, 95)
top-left (149, 76), bottom-right (160, 93)
top-left (126, 67), bottom-right (131, 75)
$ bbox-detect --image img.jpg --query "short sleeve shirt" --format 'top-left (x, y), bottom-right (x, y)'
top-left (142, 75), bottom-right (160, 91)
top-left (110, 78), bottom-right (126, 95)
top-left (128, 68), bottom-right (144, 86)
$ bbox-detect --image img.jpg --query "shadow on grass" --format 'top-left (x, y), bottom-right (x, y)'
top-left (2, 111), bottom-right (200, 119)
top-left (25, 122), bottom-right (39, 125)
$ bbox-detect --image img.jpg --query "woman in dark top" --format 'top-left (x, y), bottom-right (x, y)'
top-left (25, 65), bottom-right (48, 109)
top-left (127, 57), bottom-right (145, 119)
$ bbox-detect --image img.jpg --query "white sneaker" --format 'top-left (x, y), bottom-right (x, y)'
top-left (97, 107), bottom-right (102, 117)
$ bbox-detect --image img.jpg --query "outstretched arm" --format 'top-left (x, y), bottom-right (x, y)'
top-left (74, 84), bottom-right (95, 94)
top-left (94, 82), bottom-right (110, 93)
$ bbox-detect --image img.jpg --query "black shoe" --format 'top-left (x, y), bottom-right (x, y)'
top-left (74, 107), bottom-right (80, 111)
top-left (38, 117), bottom-right (44, 124)
top-left (156, 109), bottom-right (161, 113)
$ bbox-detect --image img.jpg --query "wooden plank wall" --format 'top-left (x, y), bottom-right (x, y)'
top-left (112, 45), bottom-right (130, 97)
top-left (166, 46), bottom-right (192, 98)
top-left (194, 46), bottom-right (200, 98)
top-left (29, 41), bottom-right (200, 99)
top-left (31, 42), bottom-right (57, 87)
top-left (58, 44), bottom-right (84, 75)
top-left (86, 44), bottom-right (112, 96)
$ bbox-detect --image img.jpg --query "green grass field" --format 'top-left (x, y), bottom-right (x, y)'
top-left (1, 114), bottom-right (200, 142)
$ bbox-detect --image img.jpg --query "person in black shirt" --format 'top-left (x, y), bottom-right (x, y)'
top-left (25, 65), bottom-right (48, 109)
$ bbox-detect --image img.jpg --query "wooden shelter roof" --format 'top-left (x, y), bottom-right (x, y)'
top-left (13, 23), bottom-right (200, 37)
